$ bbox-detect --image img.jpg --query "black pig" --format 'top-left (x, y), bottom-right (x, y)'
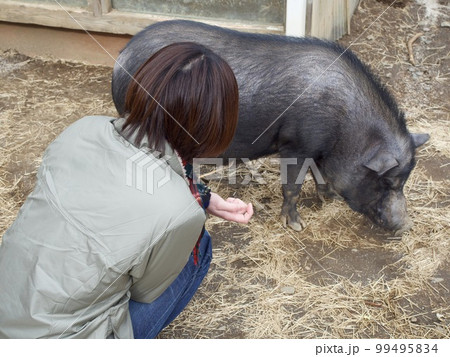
top-left (111, 20), bottom-right (429, 235)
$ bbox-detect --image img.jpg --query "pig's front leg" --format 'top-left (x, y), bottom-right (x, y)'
top-left (280, 160), bottom-right (305, 231)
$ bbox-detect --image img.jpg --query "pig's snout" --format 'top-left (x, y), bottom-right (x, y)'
top-left (393, 216), bottom-right (413, 236)
top-left (376, 191), bottom-right (412, 236)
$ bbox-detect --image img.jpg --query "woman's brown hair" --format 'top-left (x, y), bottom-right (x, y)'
top-left (123, 42), bottom-right (239, 162)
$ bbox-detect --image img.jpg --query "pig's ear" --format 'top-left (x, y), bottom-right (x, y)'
top-left (364, 150), bottom-right (399, 176)
top-left (411, 133), bottom-right (430, 148)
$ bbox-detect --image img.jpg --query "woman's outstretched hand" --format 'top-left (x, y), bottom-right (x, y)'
top-left (206, 192), bottom-right (253, 224)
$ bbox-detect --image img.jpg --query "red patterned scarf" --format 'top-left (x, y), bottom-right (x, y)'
top-left (182, 160), bottom-right (211, 265)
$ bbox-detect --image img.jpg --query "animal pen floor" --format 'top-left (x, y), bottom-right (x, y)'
top-left (0, 0), bottom-right (449, 339)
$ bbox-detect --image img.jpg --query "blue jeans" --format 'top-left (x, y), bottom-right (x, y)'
top-left (128, 230), bottom-right (212, 339)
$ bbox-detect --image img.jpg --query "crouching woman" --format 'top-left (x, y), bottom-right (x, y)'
top-left (0, 42), bottom-right (253, 338)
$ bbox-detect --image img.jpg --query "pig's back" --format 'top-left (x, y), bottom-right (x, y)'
top-left (112, 20), bottom-right (341, 114)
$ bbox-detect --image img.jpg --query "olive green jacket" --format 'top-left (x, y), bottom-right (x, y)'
top-left (0, 116), bottom-right (206, 338)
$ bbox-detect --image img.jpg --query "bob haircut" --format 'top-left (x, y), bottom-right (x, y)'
top-left (123, 42), bottom-right (239, 163)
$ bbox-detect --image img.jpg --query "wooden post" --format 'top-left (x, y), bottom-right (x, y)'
top-left (89, 0), bottom-right (102, 17)
top-left (346, 0), bottom-right (351, 35)
top-left (101, 0), bottom-right (112, 14)
top-left (305, 0), bottom-right (313, 36)
top-left (285, 0), bottom-right (307, 37)
top-left (89, 0), bottom-right (111, 16)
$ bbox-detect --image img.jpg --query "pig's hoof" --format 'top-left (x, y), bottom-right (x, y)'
top-left (317, 192), bottom-right (327, 204)
top-left (289, 221), bottom-right (303, 231)
top-left (281, 215), bottom-right (305, 231)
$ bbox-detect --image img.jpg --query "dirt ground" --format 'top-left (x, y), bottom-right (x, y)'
top-left (0, 0), bottom-right (449, 339)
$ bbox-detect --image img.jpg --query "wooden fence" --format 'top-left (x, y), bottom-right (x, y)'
top-left (0, 0), bottom-right (360, 39)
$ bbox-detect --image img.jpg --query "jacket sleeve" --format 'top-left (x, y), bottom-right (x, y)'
top-left (129, 208), bottom-right (205, 304)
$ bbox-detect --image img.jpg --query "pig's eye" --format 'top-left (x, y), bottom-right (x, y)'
top-left (382, 176), bottom-right (404, 190)
top-left (381, 177), bottom-right (394, 187)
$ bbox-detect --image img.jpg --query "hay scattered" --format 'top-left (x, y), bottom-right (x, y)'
top-left (407, 32), bottom-right (424, 65)
top-left (0, 50), bottom-right (115, 241)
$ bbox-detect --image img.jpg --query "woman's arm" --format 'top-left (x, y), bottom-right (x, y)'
top-left (206, 192), bottom-right (253, 224)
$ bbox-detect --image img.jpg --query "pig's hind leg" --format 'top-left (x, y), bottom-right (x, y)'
top-left (316, 182), bottom-right (342, 203)
top-left (280, 161), bottom-right (306, 231)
